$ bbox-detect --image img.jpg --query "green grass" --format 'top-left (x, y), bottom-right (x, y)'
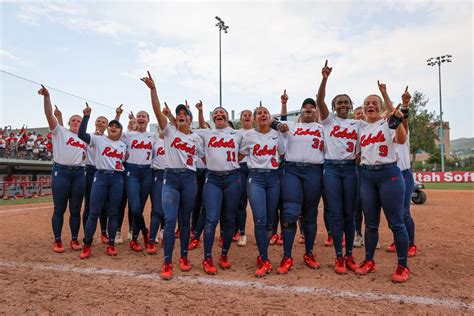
top-left (423, 183), bottom-right (474, 190)
top-left (0, 196), bottom-right (53, 206)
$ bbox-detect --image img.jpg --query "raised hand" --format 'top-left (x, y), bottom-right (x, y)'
top-left (116, 104), bottom-right (124, 115)
top-left (38, 84), bottom-right (50, 97)
top-left (401, 86), bottom-right (411, 105)
top-left (281, 89), bottom-right (288, 104)
top-left (128, 111), bottom-right (135, 120)
top-left (163, 102), bottom-right (171, 116)
top-left (377, 80), bottom-right (387, 94)
top-left (195, 100), bottom-right (203, 111)
top-left (54, 105), bottom-right (62, 118)
top-left (83, 102), bottom-right (92, 116)
top-left (140, 71), bottom-right (155, 89)
top-left (259, 100), bottom-right (262, 107)
top-left (391, 104), bottom-right (403, 119)
top-left (278, 123), bottom-right (289, 133)
top-left (322, 60), bottom-right (332, 79)
top-left (185, 100), bottom-right (190, 108)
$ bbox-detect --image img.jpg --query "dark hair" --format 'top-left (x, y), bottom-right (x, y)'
top-left (228, 121), bottom-right (235, 129)
top-left (240, 109), bottom-right (252, 119)
top-left (331, 94), bottom-right (354, 111)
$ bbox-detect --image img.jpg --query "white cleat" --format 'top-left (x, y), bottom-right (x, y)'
top-left (353, 233), bottom-right (363, 248)
top-left (115, 231), bottom-right (124, 245)
top-left (237, 234), bottom-right (247, 247)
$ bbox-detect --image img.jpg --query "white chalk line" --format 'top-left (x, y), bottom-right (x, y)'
top-left (0, 260), bottom-right (471, 310)
top-left (0, 205), bottom-right (52, 214)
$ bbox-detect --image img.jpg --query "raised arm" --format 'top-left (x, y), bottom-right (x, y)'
top-left (377, 80), bottom-right (394, 113)
top-left (78, 103), bottom-right (92, 144)
top-left (54, 105), bottom-right (64, 127)
top-left (280, 89), bottom-right (288, 118)
top-left (401, 86), bottom-right (411, 131)
top-left (115, 104), bottom-right (123, 121)
top-left (195, 100), bottom-right (207, 129)
top-left (38, 85), bottom-right (57, 130)
top-left (162, 102), bottom-right (176, 126)
top-left (390, 104), bottom-right (407, 144)
top-left (140, 71), bottom-right (167, 130)
top-left (316, 60), bottom-right (332, 121)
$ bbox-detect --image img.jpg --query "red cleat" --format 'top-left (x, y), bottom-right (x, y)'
top-left (100, 234), bottom-right (109, 245)
top-left (146, 243), bottom-right (157, 255)
top-left (69, 240), bottom-right (81, 251)
top-left (276, 257), bottom-right (294, 274)
top-left (203, 258), bottom-right (218, 275)
top-left (297, 235), bottom-right (305, 244)
top-left (80, 245), bottom-right (91, 259)
top-left (391, 264), bottom-right (410, 283)
top-left (408, 245), bottom-right (417, 257)
top-left (179, 257), bottom-right (191, 271)
top-left (255, 260), bottom-right (272, 278)
top-left (303, 253), bottom-right (321, 269)
top-left (218, 255), bottom-right (231, 269)
top-left (53, 241), bottom-right (65, 253)
top-left (335, 257), bottom-right (347, 274)
top-left (129, 241), bottom-right (142, 252)
top-left (276, 233), bottom-right (283, 246)
top-left (232, 231), bottom-right (240, 242)
top-left (269, 234), bottom-right (279, 246)
top-left (160, 263), bottom-right (173, 280)
top-left (106, 245), bottom-right (118, 256)
top-left (324, 236), bottom-right (333, 247)
top-left (256, 255), bottom-right (263, 266)
top-left (355, 260), bottom-right (376, 275)
top-left (345, 255), bottom-right (359, 271)
top-left (188, 239), bottom-right (200, 250)
top-left (386, 243), bottom-right (396, 252)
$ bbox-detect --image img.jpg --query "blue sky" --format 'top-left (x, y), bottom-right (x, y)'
top-left (1, 1), bottom-right (472, 140)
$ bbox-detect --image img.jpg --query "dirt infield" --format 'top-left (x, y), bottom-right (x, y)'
top-left (0, 190), bottom-right (473, 314)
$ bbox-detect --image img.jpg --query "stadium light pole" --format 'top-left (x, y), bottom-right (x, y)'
top-left (427, 54), bottom-right (452, 172)
top-left (215, 16), bottom-right (229, 108)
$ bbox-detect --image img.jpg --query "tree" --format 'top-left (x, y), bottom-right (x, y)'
top-left (408, 91), bottom-right (438, 168)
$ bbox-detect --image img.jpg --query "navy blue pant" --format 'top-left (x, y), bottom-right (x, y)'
top-left (247, 169), bottom-right (280, 261)
top-left (162, 169), bottom-right (197, 264)
top-left (322, 190), bottom-right (331, 236)
top-left (149, 169), bottom-right (165, 243)
top-left (401, 169), bottom-right (415, 246)
top-left (191, 168), bottom-right (206, 239)
top-left (51, 164), bottom-right (85, 242)
top-left (235, 162), bottom-right (249, 235)
top-left (125, 163), bottom-right (152, 241)
top-left (360, 164), bottom-right (408, 267)
top-left (83, 171), bottom-right (123, 246)
top-left (355, 165), bottom-right (364, 235)
top-left (117, 172), bottom-right (132, 233)
top-left (272, 167), bottom-right (284, 235)
top-left (324, 161), bottom-right (357, 258)
top-left (203, 170), bottom-right (241, 259)
top-left (84, 165), bottom-right (107, 235)
top-left (281, 163), bottom-right (323, 258)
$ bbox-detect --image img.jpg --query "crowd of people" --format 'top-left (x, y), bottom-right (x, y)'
top-left (0, 126), bottom-right (53, 160)
top-left (37, 60), bottom-right (417, 284)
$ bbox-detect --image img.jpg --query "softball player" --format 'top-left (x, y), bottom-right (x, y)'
top-left (188, 152), bottom-right (207, 250)
top-left (38, 85), bottom-right (86, 253)
top-left (142, 71), bottom-right (203, 280)
top-left (240, 105), bottom-right (285, 277)
top-left (388, 87), bottom-right (417, 257)
top-left (78, 104), bottom-right (126, 258)
top-left (194, 102), bottom-right (243, 274)
top-left (316, 60), bottom-right (363, 274)
top-left (354, 82), bottom-right (410, 283)
top-left (273, 94), bottom-right (324, 274)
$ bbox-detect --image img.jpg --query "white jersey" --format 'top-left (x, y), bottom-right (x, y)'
top-left (359, 119), bottom-right (397, 165)
top-left (396, 131), bottom-right (411, 171)
top-left (90, 135), bottom-right (126, 171)
top-left (280, 121), bottom-right (325, 164)
top-left (238, 128), bottom-right (253, 164)
top-left (163, 124), bottom-right (204, 171)
top-left (321, 113), bottom-right (366, 160)
top-left (240, 129), bottom-right (285, 170)
top-left (51, 125), bottom-right (86, 166)
top-left (151, 136), bottom-right (167, 170)
top-left (195, 128), bottom-right (242, 171)
top-left (196, 157), bottom-right (207, 169)
top-left (121, 131), bottom-right (154, 165)
top-left (85, 144), bottom-right (96, 166)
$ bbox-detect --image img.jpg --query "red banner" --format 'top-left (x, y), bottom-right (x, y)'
top-left (414, 172), bottom-right (474, 183)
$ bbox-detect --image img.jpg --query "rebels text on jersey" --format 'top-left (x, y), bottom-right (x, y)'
top-left (89, 135), bottom-right (126, 171)
top-left (51, 125), bottom-right (86, 166)
top-left (163, 125), bottom-right (204, 171)
top-left (280, 121), bottom-right (325, 164)
top-left (121, 131), bottom-right (155, 165)
top-left (195, 128), bottom-right (243, 171)
top-left (359, 118), bottom-right (397, 166)
top-left (321, 113), bottom-right (366, 160)
top-left (240, 129), bottom-right (285, 170)
top-left (151, 136), bottom-right (167, 170)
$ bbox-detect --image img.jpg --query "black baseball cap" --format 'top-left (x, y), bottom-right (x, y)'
top-left (175, 104), bottom-right (193, 120)
top-left (301, 98), bottom-right (317, 108)
top-left (108, 120), bottom-right (123, 129)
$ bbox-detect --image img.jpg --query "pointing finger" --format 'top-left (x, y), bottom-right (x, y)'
top-left (164, 102), bottom-right (169, 109)
top-left (119, 104), bottom-right (123, 109)
top-left (86, 102), bottom-right (90, 108)
top-left (54, 105), bottom-right (59, 110)
top-left (185, 100), bottom-right (188, 106)
top-left (147, 71), bottom-right (152, 79)
top-left (260, 101), bottom-right (262, 107)
top-left (324, 60), bottom-right (328, 67)
top-left (284, 89), bottom-right (286, 95)
top-left (377, 80), bottom-right (380, 86)
top-left (405, 86), bottom-right (409, 93)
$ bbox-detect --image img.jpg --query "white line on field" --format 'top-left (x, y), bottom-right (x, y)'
top-left (0, 205), bottom-right (52, 214)
top-left (0, 260), bottom-right (471, 310)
